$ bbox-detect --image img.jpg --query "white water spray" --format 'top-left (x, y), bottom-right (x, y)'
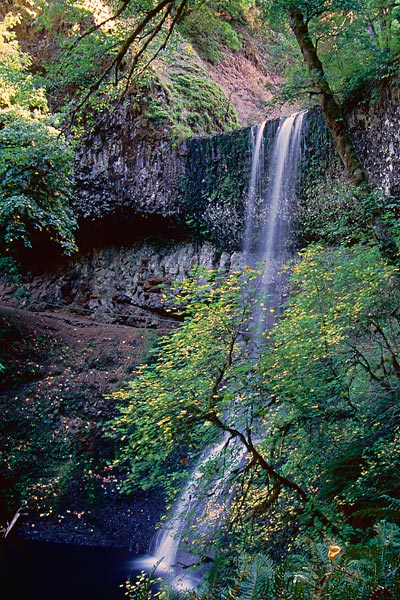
top-left (243, 120), bottom-right (266, 254)
top-left (245, 111), bottom-right (305, 332)
top-left (133, 434), bottom-right (245, 590)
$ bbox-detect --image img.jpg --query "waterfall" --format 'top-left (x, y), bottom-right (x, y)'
top-left (131, 111), bottom-right (305, 590)
top-left (243, 120), bottom-right (267, 254)
top-left (245, 111), bottom-right (305, 333)
top-left (133, 434), bottom-right (245, 590)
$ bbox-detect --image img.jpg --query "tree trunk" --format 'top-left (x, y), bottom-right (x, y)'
top-left (287, 6), bottom-right (399, 267)
top-left (287, 6), bottom-right (366, 186)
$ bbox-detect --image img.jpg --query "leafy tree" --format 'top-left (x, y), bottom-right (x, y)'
top-left (109, 241), bottom-right (400, 567)
top-left (266, 1), bottom-right (399, 102)
top-left (261, 1), bottom-right (400, 266)
top-left (12, 0), bottom-right (254, 125)
top-left (108, 266), bottom-right (346, 563)
top-left (0, 14), bottom-right (77, 275)
top-left (108, 269), bottom-right (312, 504)
top-left (108, 268), bottom-right (262, 492)
top-left (259, 244), bottom-right (400, 531)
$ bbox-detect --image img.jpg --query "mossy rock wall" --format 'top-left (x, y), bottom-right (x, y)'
top-left (179, 119), bottom-right (282, 252)
top-left (179, 126), bottom-right (252, 252)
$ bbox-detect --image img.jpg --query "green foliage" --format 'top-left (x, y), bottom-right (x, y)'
top-left (276, 524), bottom-right (400, 599)
top-left (317, 3), bottom-right (399, 103)
top-left (0, 114), bottom-right (77, 253)
top-left (29, 0), bottom-right (240, 138)
top-left (0, 21), bottom-right (45, 109)
top-left (178, 4), bottom-right (243, 64)
top-left (299, 175), bottom-right (370, 246)
top-left (231, 553), bottom-right (275, 599)
top-left (20, 0), bottom-right (244, 133)
top-left (196, 523), bottom-right (400, 599)
top-left (29, 0), bottom-right (131, 131)
top-left (0, 15), bottom-right (77, 270)
top-left (124, 560), bottom-right (162, 600)
top-left (148, 35), bottom-right (239, 142)
top-left (354, 495), bottom-right (400, 525)
top-left (107, 267), bottom-right (262, 494)
top-left (263, 0), bottom-right (400, 107)
top-left (109, 240), bottom-right (400, 570)
top-left (261, 243), bottom-right (400, 523)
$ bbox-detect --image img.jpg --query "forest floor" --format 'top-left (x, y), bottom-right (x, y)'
top-left (0, 304), bottom-right (168, 552)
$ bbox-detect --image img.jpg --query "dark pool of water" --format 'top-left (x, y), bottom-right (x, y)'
top-left (0, 537), bottom-right (141, 600)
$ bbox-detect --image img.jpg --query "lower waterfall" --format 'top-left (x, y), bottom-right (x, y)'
top-left (133, 433), bottom-right (246, 590)
top-left (132, 111), bottom-right (306, 590)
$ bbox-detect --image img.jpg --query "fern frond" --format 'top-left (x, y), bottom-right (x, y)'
top-left (236, 554), bottom-right (274, 600)
top-left (352, 495), bottom-right (400, 525)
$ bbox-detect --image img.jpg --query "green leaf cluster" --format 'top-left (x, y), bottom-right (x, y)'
top-left (260, 243), bottom-right (400, 527)
top-left (178, 2), bottom-right (243, 65)
top-left (145, 34), bottom-right (239, 144)
top-left (0, 15), bottom-right (77, 271)
top-left (107, 267), bottom-right (262, 494)
top-left (199, 522), bottom-right (400, 600)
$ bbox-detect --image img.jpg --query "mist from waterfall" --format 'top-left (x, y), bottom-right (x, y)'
top-left (133, 434), bottom-right (245, 591)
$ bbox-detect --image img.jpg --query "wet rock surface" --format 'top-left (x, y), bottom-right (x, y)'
top-left (16, 483), bottom-right (164, 553)
top-left (349, 76), bottom-right (400, 196)
top-left (1, 240), bottom-right (239, 327)
top-left (73, 91), bottom-right (185, 222)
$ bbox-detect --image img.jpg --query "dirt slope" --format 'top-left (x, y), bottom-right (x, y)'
top-left (0, 305), bottom-right (167, 550)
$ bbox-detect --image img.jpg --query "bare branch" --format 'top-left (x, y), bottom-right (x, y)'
top-left (117, 0), bottom-right (189, 96)
top-left (62, 0), bottom-right (181, 127)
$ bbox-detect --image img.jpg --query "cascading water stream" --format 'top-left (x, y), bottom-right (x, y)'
top-left (133, 434), bottom-right (245, 590)
top-left (132, 111), bottom-right (306, 590)
top-left (245, 111), bottom-right (305, 334)
top-left (243, 120), bottom-right (266, 254)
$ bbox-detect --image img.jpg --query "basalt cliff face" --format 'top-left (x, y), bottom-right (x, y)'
top-left (349, 78), bottom-right (400, 197)
top-left (74, 93), bottom-right (184, 222)
top-left (1, 79), bottom-right (399, 326)
top-left (8, 240), bottom-right (237, 328)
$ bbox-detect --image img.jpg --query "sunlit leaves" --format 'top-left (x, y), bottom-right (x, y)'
top-left (0, 14), bottom-right (48, 112)
top-left (0, 19), bottom-right (77, 270)
top-left (260, 243), bottom-right (400, 514)
top-left (107, 268), bottom-right (262, 493)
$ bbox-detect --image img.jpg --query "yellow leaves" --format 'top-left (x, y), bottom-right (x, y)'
top-left (328, 544), bottom-right (341, 561)
top-left (156, 417), bottom-right (170, 427)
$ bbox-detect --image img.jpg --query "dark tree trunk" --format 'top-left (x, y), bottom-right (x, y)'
top-left (287, 6), bottom-right (366, 186)
top-left (287, 6), bottom-right (399, 266)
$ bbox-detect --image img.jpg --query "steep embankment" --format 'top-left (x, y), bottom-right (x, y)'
top-left (0, 305), bottom-right (165, 550)
top-left (205, 29), bottom-right (285, 126)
